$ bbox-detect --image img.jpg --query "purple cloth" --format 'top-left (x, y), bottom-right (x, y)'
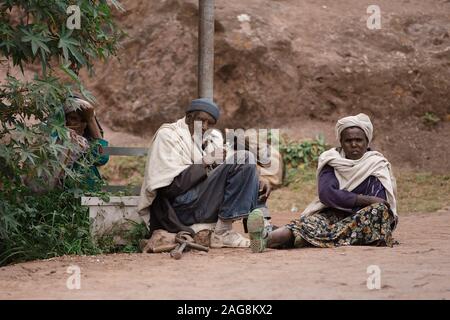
top-left (318, 165), bottom-right (387, 213)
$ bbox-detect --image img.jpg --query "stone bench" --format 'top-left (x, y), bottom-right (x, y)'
top-left (81, 196), bottom-right (142, 243)
top-left (82, 146), bottom-right (147, 242)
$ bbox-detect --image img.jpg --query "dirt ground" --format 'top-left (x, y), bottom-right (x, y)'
top-left (1, 207), bottom-right (449, 300)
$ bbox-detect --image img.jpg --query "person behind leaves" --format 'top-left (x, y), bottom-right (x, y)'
top-left (52, 96), bottom-right (109, 190)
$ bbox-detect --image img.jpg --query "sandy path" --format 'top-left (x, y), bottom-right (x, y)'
top-left (1, 209), bottom-right (449, 300)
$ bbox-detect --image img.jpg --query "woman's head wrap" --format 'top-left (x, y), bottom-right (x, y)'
top-left (63, 96), bottom-right (104, 138)
top-left (335, 113), bottom-right (373, 144)
top-left (63, 96), bottom-right (91, 115)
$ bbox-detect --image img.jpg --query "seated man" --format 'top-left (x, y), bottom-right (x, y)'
top-left (248, 113), bottom-right (398, 252)
top-left (138, 98), bottom-right (265, 248)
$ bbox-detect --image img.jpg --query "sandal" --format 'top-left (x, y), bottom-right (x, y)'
top-left (247, 209), bottom-right (267, 253)
top-left (210, 230), bottom-right (250, 248)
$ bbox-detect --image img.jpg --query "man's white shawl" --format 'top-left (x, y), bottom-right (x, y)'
top-left (302, 148), bottom-right (398, 222)
top-left (138, 117), bottom-right (222, 224)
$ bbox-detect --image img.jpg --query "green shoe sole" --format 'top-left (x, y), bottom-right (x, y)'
top-left (247, 209), bottom-right (266, 253)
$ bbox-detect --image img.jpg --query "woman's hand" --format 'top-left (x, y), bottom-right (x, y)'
top-left (81, 102), bottom-right (102, 139)
top-left (356, 195), bottom-right (390, 208)
top-left (80, 102), bottom-right (95, 120)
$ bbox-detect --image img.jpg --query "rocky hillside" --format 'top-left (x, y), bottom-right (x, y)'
top-left (60, 0), bottom-right (450, 171)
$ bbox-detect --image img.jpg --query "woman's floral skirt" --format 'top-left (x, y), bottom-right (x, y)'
top-left (286, 203), bottom-right (397, 248)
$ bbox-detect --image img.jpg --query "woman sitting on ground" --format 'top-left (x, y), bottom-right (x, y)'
top-left (248, 113), bottom-right (398, 252)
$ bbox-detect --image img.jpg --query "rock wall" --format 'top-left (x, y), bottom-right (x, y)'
top-left (81, 0), bottom-right (450, 171)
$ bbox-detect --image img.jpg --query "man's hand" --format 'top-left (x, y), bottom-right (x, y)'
top-left (259, 179), bottom-right (272, 201)
top-left (202, 147), bottom-right (226, 167)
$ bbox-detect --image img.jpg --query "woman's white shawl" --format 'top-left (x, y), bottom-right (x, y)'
top-left (302, 148), bottom-right (398, 221)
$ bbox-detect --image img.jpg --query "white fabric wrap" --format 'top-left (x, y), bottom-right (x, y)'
top-left (301, 148), bottom-right (398, 223)
top-left (335, 113), bottom-right (373, 143)
top-left (138, 118), bottom-right (223, 225)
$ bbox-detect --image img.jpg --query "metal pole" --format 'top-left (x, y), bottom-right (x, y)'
top-left (198, 0), bottom-right (214, 100)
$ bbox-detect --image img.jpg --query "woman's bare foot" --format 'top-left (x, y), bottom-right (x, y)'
top-left (267, 227), bottom-right (294, 248)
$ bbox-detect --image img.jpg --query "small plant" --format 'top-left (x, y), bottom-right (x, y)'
top-left (0, 186), bottom-right (103, 266)
top-left (94, 220), bottom-right (149, 254)
top-left (280, 134), bottom-right (328, 185)
top-left (121, 221), bottom-right (149, 253)
top-left (422, 112), bottom-right (441, 127)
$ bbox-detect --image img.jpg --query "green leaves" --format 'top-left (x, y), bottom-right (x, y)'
top-left (2, 0), bottom-right (124, 75)
top-left (19, 149), bottom-right (39, 165)
top-left (0, 188), bottom-right (103, 266)
top-left (0, 0), bottom-right (124, 266)
top-left (0, 23), bottom-right (15, 52)
top-left (58, 29), bottom-right (85, 65)
top-left (21, 28), bottom-right (51, 56)
top-left (20, 26), bottom-right (52, 73)
top-left (280, 134), bottom-right (329, 185)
